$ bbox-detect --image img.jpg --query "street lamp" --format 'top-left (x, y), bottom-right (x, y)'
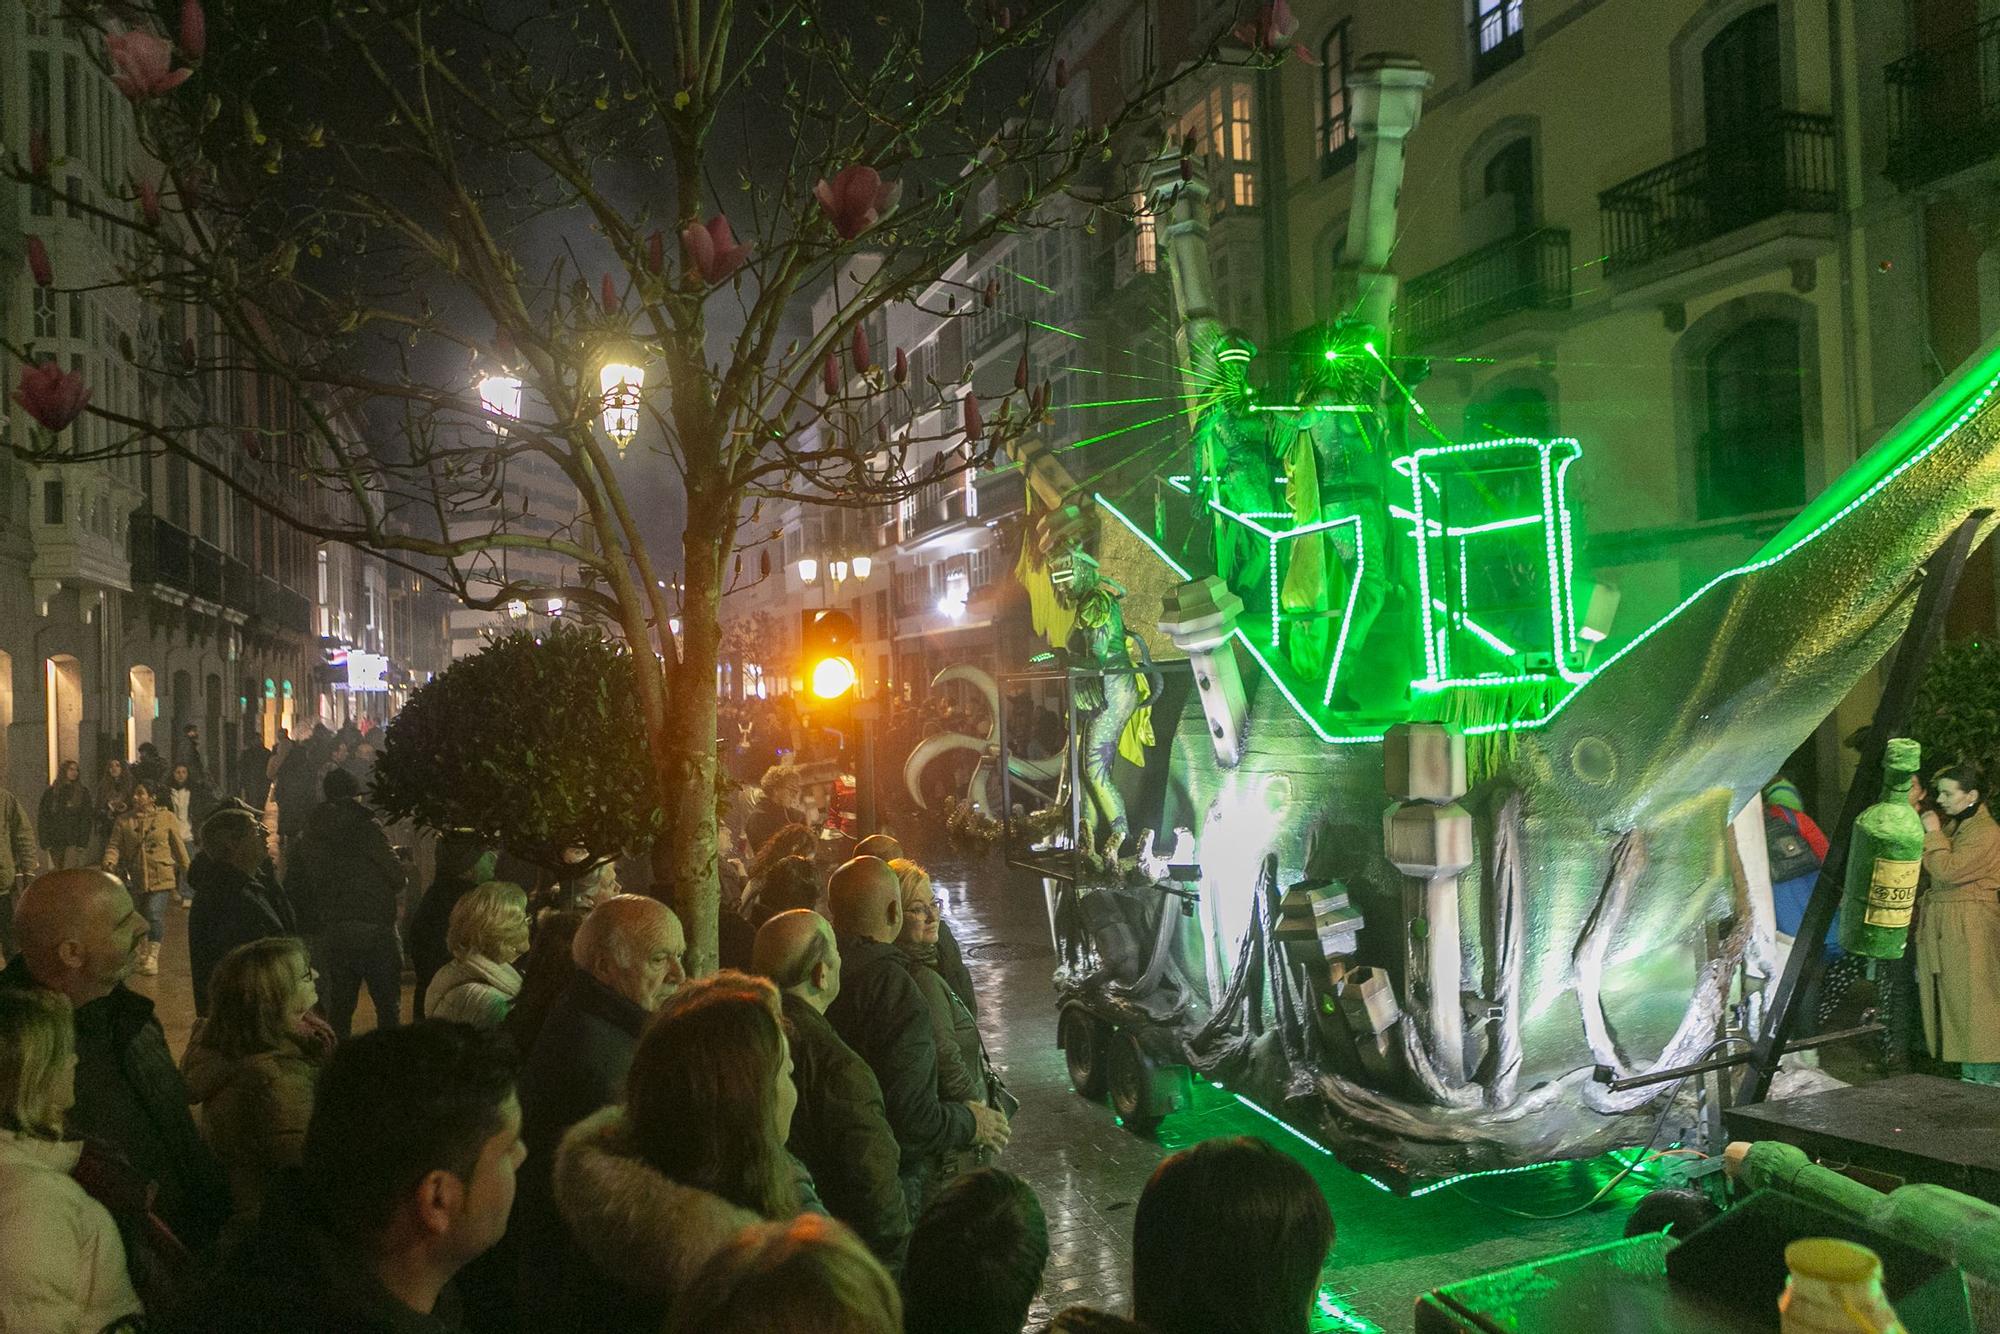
top-left (797, 556), bottom-right (819, 585)
top-left (852, 554), bottom-right (873, 581)
top-left (599, 361), bottom-right (644, 456)
top-left (478, 373), bottom-right (523, 425)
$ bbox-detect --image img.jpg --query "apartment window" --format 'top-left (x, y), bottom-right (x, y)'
top-left (1179, 82), bottom-right (1258, 214)
top-left (1699, 318), bottom-right (1805, 518)
top-left (1133, 192), bottom-right (1158, 274)
top-left (62, 55), bottom-right (82, 159)
top-left (1121, 1), bottom-right (1156, 90)
top-left (67, 292), bottom-right (84, 339)
top-left (32, 288), bottom-right (58, 340)
top-left (29, 54), bottom-right (53, 216)
top-left (65, 173), bottom-right (83, 220)
top-left (969, 546), bottom-right (992, 589)
top-left (1473, 0), bottom-right (1526, 81)
top-left (1321, 22), bottom-right (1355, 172)
top-left (43, 479), bottom-right (63, 525)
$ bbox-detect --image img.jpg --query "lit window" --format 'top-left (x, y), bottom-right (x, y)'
top-left (1134, 192), bottom-right (1157, 274)
top-left (1234, 173), bottom-right (1256, 207)
top-left (1473, 0), bottom-right (1526, 80)
top-left (1229, 85), bottom-right (1254, 162)
top-left (1321, 22), bottom-right (1355, 167)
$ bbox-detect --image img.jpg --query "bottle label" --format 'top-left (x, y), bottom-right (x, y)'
top-left (1864, 858), bottom-right (1920, 929)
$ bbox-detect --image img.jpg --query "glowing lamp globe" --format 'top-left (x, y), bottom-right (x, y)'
top-left (478, 373), bottom-right (523, 424)
top-left (798, 557), bottom-right (819, 584)
top-left (811, 654), bottom-right (858, 699)
top-left (599, 361), bottom-right (644, 455)
top-left (851, 555), bottom-right (873, 581)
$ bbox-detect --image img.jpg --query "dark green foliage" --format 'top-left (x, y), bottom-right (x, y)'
top-left (1908, 637), bottom-right (2000, 779)
top-left (371, 622), bottom-right (659, 873)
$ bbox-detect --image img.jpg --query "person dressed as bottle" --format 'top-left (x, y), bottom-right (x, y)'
top-left (1912, 760), bottom-right (2000, 1084)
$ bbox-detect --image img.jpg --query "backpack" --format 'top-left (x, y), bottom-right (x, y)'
top-left (1765, 806), bottom-right (1821, 883)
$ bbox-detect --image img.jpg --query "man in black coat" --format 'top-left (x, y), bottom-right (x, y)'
top-left (2, 868), bottom-right (229, 1251)
top-left (408, 834), bottom-right (497, 1019)
top-left (512, 894), bottom-right (685, 1331)
top-left (286, 768), bottom-right (407, 1039)
top-left (754, 907), bottom-right (909, 1273)
top-left (824, 857), bottom-right (1007, 1210)
top-left (187, 805), bottom-right (299, 1017)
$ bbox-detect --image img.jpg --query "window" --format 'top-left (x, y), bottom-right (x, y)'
top-left (1321, 22), bottom-right (1355, 171)
top-left (1121, 2), bottom-right (1156, 90)
top-left (42, 480), bottom-right (63, 525)
top-left (1483, 137), bottom-right (1535, 233)
top-left (32, 288), bottom-right (58, 340)
top-left (1178, 82), bottom-right (1258, 214)
top-left (1133, 192), bottom-right (1158, 274)
top-left (62, 56), bottom-right (81, 160)
top-left (1473, 0), bottom-right (1526, 81)
top-left (29, 54), bottom-right (53, 216)
top-left (1699, 318), bottom-right (1805, 519)
top-left (67, 292), bottom-right (84, 339)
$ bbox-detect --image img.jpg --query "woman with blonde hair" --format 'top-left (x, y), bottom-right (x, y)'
top-left (182, 936), bottom-right (328, 1229)
top-left (889, 858), bottom-right (989, 1195)
top-left (0, 987), bottom-right (145, 1331)
top-left (424, 880), bottom-right (531, 1028)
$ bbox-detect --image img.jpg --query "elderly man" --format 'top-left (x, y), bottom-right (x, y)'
top-left (851, 833), bottom-right (977, 1022)
top-left (512, 894), bottom-right (684, 1327)
top-left (825, 856), bottom-right (1006, 1211)
top-left (754, 908), bottom-right (909, 1272)
top-left (187, 804), bottom-right (299, 1017)
top-left (0, 868), bottom-right (228, 1249)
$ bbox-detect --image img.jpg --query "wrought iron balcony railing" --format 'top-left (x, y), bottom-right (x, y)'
top-left (1398, 226), bottom-right (1571, 350)
top-left (1886, 15), bottom-right (2000, 186)
top-left (128, 512), bottom-right (192, 593)
top-left (1598, 113), bottom-right (1836, 273)
top-left (905, 477), bottom-right (970, 539)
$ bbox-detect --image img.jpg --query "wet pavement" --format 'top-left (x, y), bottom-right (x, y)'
top-left (129, 850), bottom-right (1653, 1334)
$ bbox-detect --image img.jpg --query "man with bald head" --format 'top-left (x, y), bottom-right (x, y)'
top-left (512, 893), bottom-right (686, 1325)
top-left (754, 908), bottom-right (908, 1271)
top-left (825, 856), bottom-right (1007, 1212)
top-left (0, 868), bottom-right (228, 1248)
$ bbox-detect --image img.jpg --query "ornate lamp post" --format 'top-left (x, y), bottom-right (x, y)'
top-left (599, 360), bottom-right (644, 456)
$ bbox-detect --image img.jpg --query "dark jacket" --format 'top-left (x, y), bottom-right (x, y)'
top-left (408, 873), bottom-right (479, 1017)
top-left (37, 780), bottom-right (94, 852)
top-left (269, 745), bottom-right (322, 836)
top-left (187, 854), bottom-right (299, 1017)
top-left (285, 798), bottom-right (404, 931)
top-left (782, 993), bottom-right (909, 1273)
top-left (513, 972), bottom-right (651, 1330)
top-left (825, 935), bottom-right (974, 1175)
top-left (166, 1170), bottom-right (468, 1333)
top-left (0, 956), bottom-right (229, 1252)
top-left (936, 916), bottom-right (980, 1023)
top-left (744, 797), bottom-right (803, 856)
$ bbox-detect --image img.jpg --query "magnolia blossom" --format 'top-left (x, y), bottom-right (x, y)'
top-left (823, 353), bottom-right (839, 397)
top-left (600, 273), bottom-right (617, 312)
top-left (894, 347), bottom-right (909, 386)
top-left (137, 179), bottom-right (162, 226)
top-left (1233, 0), bottom-right (1316, 63)
top-left (851, 324), bottom-right (872, 373)
top-left (963, 393), bottom-right (984, 443)
top-left (13, 360), bottom-right (91, 432)
top-left (813, 165), bottom-right (900, 241)
top-left (106, 30), bottom-right (192, 102)
top-left (1014, 350), bottom-right (1030, 393)
top-left (680, 214), bottom-right (750, 285)
top-left (646, 230), bottom-right (665, 275)
top-left (25, 236), bottom-right (51, 288)
top-left (179, 0), bottom-right (206, 61)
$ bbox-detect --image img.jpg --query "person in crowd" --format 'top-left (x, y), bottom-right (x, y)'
top-left (513, 895), bottom-right (686, 1329)
top-left (665, 1214), bottom-right (902, 1334)
top-left (0, 868), bottom-right (229, 1251)
top-left (546, 972), bottom-right (802, 1333)
top-left (1916, 760), bottom-right (2000, 1084)
top-left (174, 1021), bottom-right (524, 1332)
top-left (238, 734), bottom-right (273, 811)
top-left (825, 856), bottom-right (1007, 1214)
top-left (754, 908), bottom-right (909, 1272)
top-left (132, 742), bottom-right (167, 792)
top-left (175, 723), bottom-right (207, 783)
top-left (750, 854), bottom-right (821, 922)
top-left (746, 763), bottom-right (807, 852)
top-left (901, 1168), bottom-right (1049, 1334)
top-left (425, 881), bottom-right (531, 1029)
top-left (1118, 1136), bottom-right (1334, 1334)
top-left (181, 936), bottom-right (328, 1233)
top-left (857, 834), bottom-right (978, 1021)
top-left (286, 768), bottom-right (407, 1039)
top-left (101, 781), bottom-right (190, 978)
top-left (166, 762), bottom-right (207, 908)
top-left (890, 858), bottom-right (988, 1193)
top-left (0, 986), bottom-right (146, 1332)
top-left (410, 834), bottom-right (498, 1020)
top-left (502, 907), bottom-right (586, 1055)
top-left (746, 823), bottom-right (816, 904)
top-left (188, 805), bottom-right (299, 1019)
top-left (0, 777), bottom-right (36, 959)
top-left (269, 728), bottom-right (325, 855)
top-left (39, 759), bottom-right (95, 871)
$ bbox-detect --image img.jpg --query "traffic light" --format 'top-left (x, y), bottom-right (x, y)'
top-left (802, 608), bottom-right (860, 699)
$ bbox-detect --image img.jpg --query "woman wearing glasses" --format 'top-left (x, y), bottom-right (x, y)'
top-left (889, 859), bottom-right (995, 1204)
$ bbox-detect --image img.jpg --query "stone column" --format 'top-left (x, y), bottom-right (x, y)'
top-left (1382, 721), bottom-right (1472, 1084)
top-left (1158, 576), bottom-right (1247, 768)
top-left (1334, 56), bottom-right (1434, 336)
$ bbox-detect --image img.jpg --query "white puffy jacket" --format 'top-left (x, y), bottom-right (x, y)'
top-left (0, 1129), bottom-right (143, 1333)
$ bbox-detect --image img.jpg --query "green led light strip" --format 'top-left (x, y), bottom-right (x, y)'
top-left (1318, 518), bottom-right (1366, 708)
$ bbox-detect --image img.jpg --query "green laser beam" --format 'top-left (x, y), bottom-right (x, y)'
top-left (1028, 319), bottom-right (1085, 340)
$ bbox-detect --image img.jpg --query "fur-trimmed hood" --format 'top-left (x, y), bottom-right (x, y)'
top-left (550, 1105), bottom-right (760, 1302)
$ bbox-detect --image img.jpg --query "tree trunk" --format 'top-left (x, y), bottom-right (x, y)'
top-left (657, 505), bottom-right (726, 974)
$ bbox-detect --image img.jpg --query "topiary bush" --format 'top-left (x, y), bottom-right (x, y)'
top-left (1908, 637), bottom-right (2000, 778)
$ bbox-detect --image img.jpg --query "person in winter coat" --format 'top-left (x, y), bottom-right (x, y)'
top-left (285, 768), bottom-right (407, 1039)
top-left (890, 858), bottom-right (989, 1196)
top-left (188, 806), bottom-right (299, 1019)
top-left (100, 782), bottom-right (190, 978)
top-left (545, 972), bottom-right (802, 1334)
top-left (664, 1214), bottom-right (902, 1334)
top-left (0, 986), bottom-right (146, 1334)
top-left (825, 858), bottom-right (1007, 1214)
top-left (745, 764), bottom-right (808, 853)
top-left (408, 834), bottom-right (497, 1020)
top-left (1917, 760), bottom-right (2000, 1084)
top-left (269, 729), bottom-right (327, 852)
top-left (902, 1169), bottom-right (1049, 1334)
top-left (753, 909), bottom-right (910, 1273)
top-left (95, 757), bottom-right (134, 840)
top-left (424, 881), bottom-right (530, 1029)
top-left (856, 834), bottom-right (978, 1023)
top-left (2, 868), bottom-right (230, 1252)
top-left (503, 908), bottom-right (586, 1055)
top-left (182, 937), bottom-right (329, 1234)
top-left (166, 762), bottom-right (207, 908)
top-left (0, 781), bottom-right (36, 960)
top-left (38, 760), bottom-right (95, 870)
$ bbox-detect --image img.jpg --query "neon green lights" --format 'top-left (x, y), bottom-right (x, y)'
top-left (1029, 319), bottom-right (1085, 340)
top-left (1001, 265), bottom-right (1055, 294)
top-left (1320, 517), bottom-right (1366, 708)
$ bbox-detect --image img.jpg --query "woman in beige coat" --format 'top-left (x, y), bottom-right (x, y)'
top-left (1916, 762), bottom-right (2000, 1083)
top-left (100, 780), bottom-right (189, 977)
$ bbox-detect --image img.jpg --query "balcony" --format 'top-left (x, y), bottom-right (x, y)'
top-left (1598, 113), bottom-right (1836, 274)
top-left (255, 577), bottom-right (313, 636)
top-left (129, 512), bottom-right (193, 593)
top-left (905, 478), bottom-right (971, 540)
top-left (1887, 16), bottom-right (2000, 187)
top-left (1398, 227), bottom-right (1570, 350)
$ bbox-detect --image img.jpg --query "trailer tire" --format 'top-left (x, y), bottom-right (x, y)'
top-left (1060, 1005), bottom-right (1110, 1101)
top-left (1109, 1029), bottom-right (1164, 1135)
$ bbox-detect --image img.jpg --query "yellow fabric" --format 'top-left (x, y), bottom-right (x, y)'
top-left (1118, 635), bottom-right (1154, 768)
top-left (1016, 485), bottom-right (1077, 649)
top-left (1281, 427), bottom-right (1329, 678)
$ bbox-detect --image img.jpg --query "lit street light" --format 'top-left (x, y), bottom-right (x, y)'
top-left (599, 360), bottom-right (644, 455)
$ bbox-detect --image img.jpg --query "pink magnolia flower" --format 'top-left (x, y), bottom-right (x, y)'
top-left (813, 165), bottom-right (900, 241)
top-left (600, 273), bottom-right (618, 313)
top-left (25, 236), bottom-right (51, 288)
top-left (106, 30), bottom-right (192, 102)
top-left (851, 324), bottom-right (872, 373)
top-left (894, 347), bottom-right (908, 385)
top-left (137, 178), bottom-right (162, 226)
top-left (822, 353), bottom-right (839, 397)
top-left (13, 360), bottom-right (91, 432)
top-left (1232, 0), bottom-right (1298, 52)
top-left (646, 230), bottom-right (665, 275)
top-left (179, 0), bottom-right (206, 61)
top-left (963, 393), bottom-right (984, 443)
top-left (1014, 350), bottom-right (1030, 393)
top-left (680, 214), bottom-right (751, 285)
top-left (983, 277), bottom-right (999, 308)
